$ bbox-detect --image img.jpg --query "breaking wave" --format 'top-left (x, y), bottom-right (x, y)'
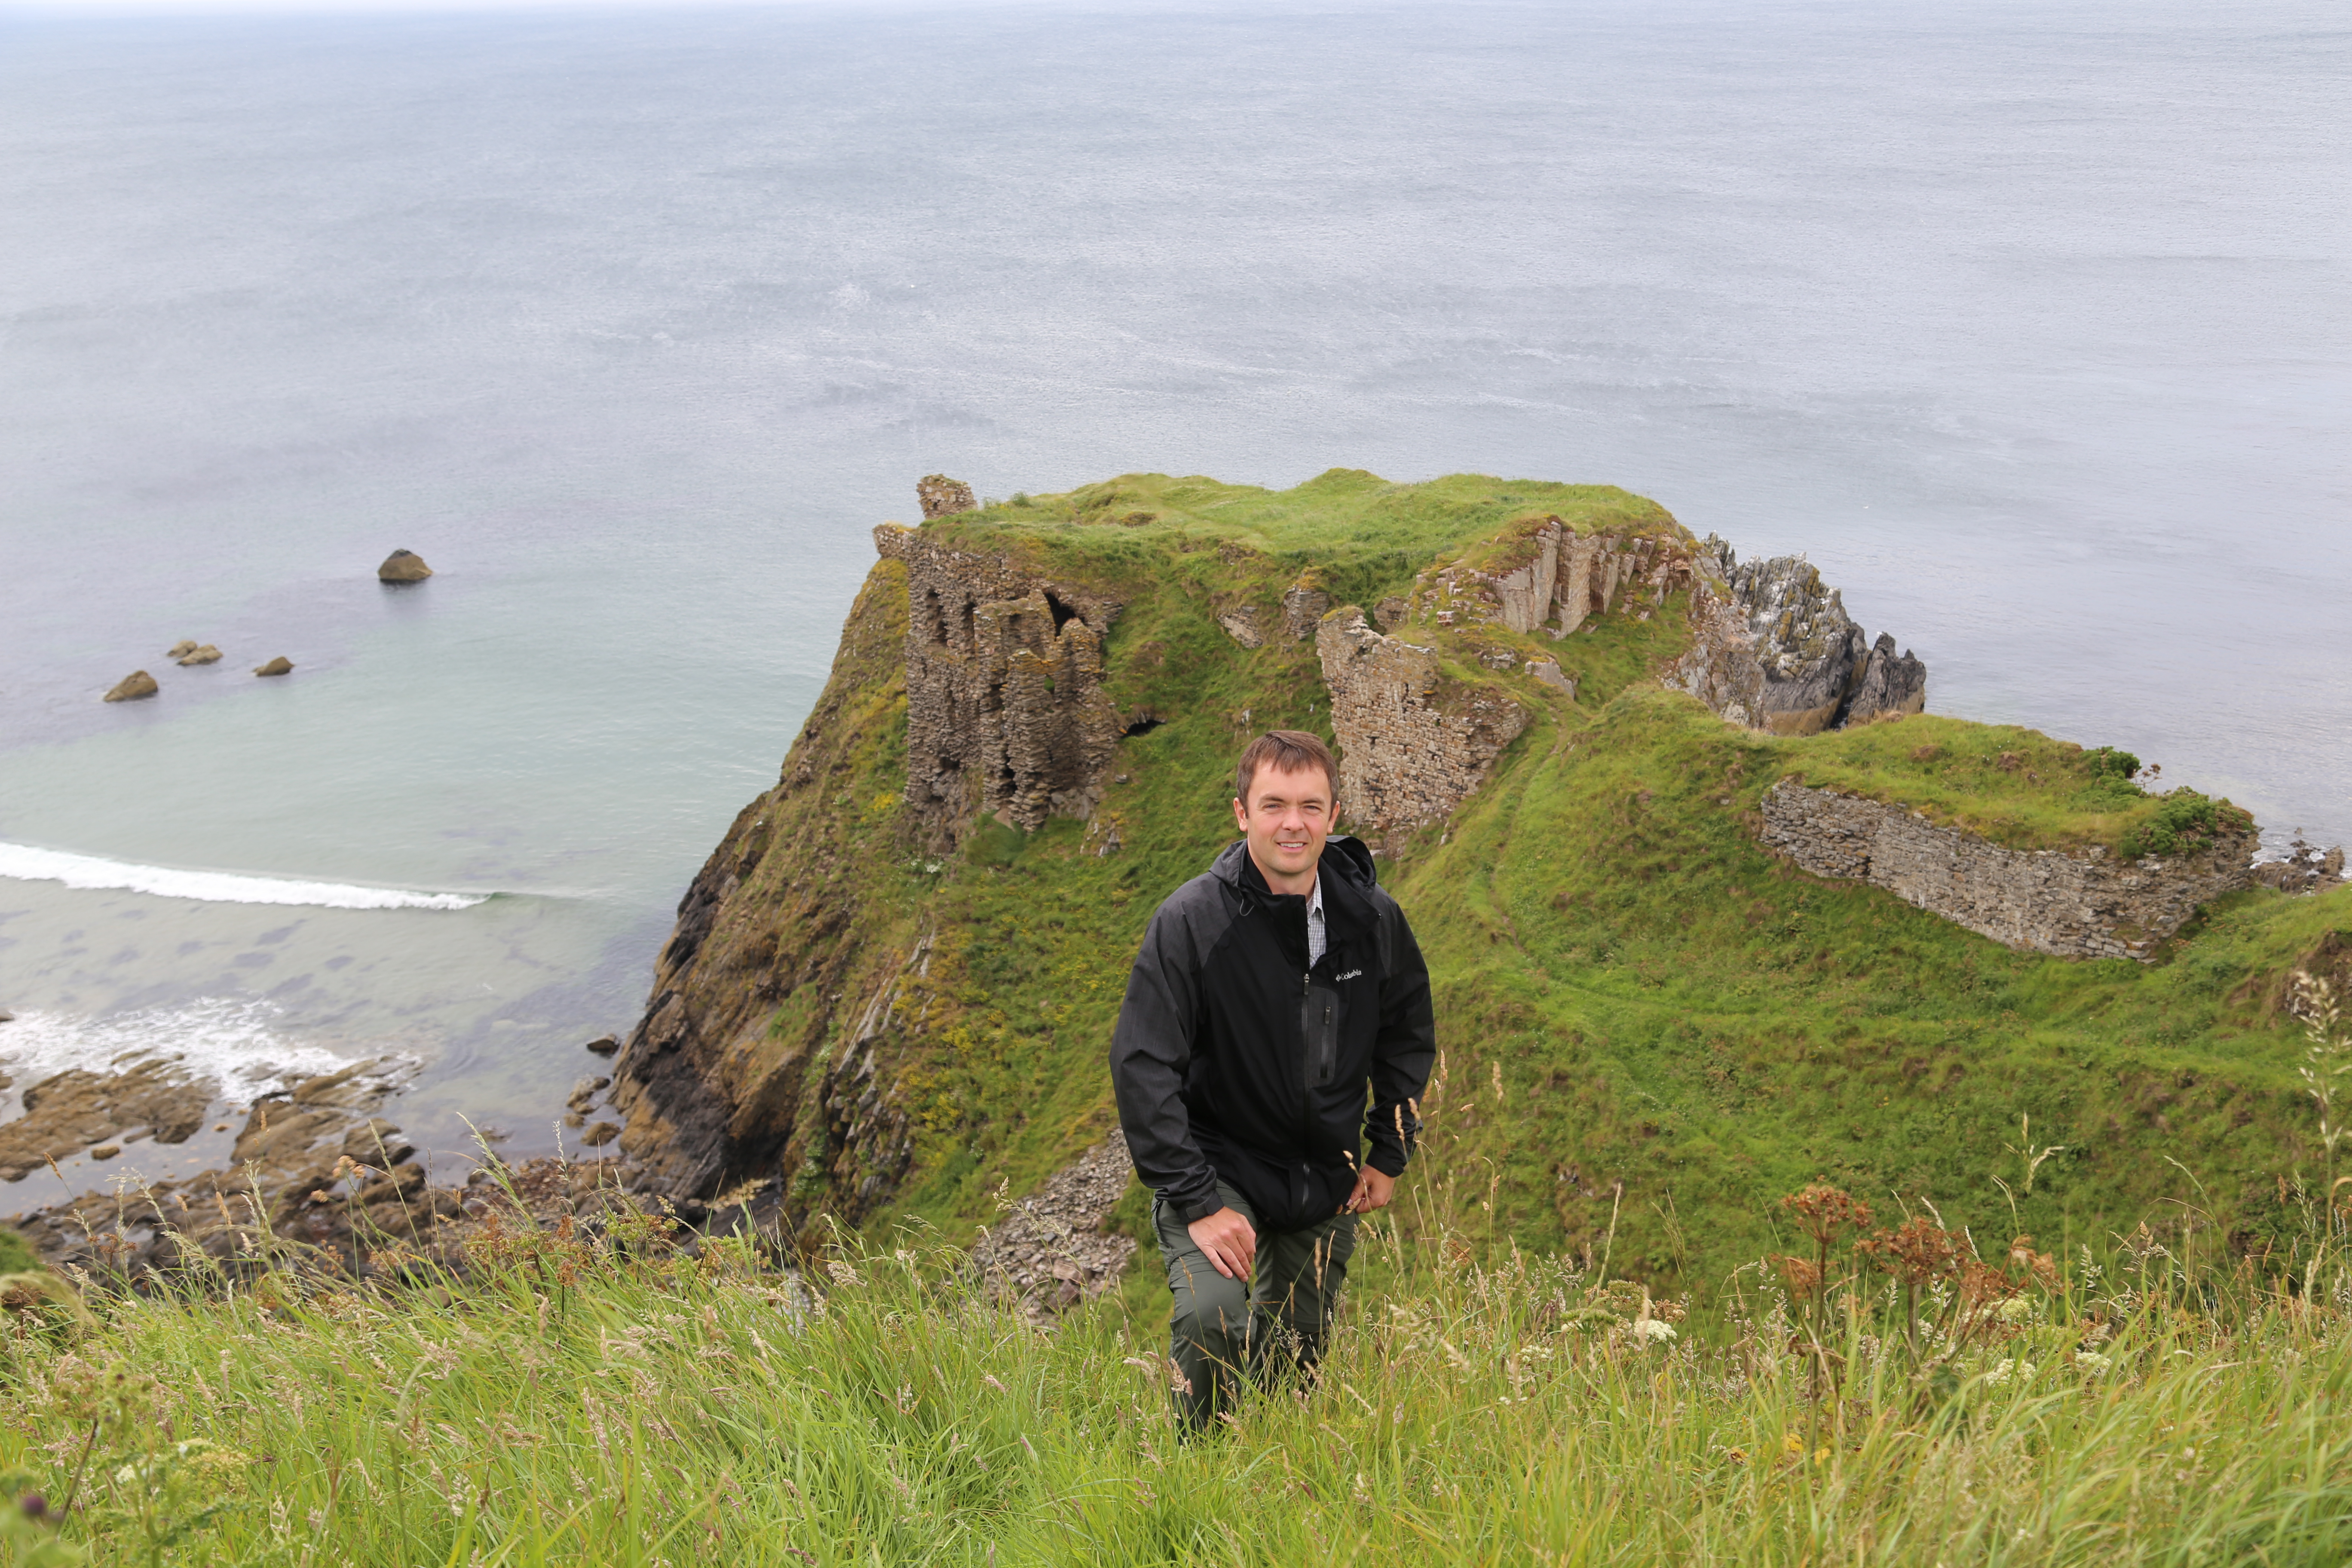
top-left (0, 842), bottom-right (488, 910)
top-left (0, 998), bottom-right (410, 1106)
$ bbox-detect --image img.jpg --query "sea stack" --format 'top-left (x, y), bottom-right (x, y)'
top-left (378, 549), bottom-right (433, 583)
top-left (103, 671), bottom-right (159, 702)
top-left (253, 656), bottom-right (294, 677)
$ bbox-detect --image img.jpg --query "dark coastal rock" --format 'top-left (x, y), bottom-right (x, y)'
top-left (2251, 836), bottom-right (2349, 896)
top-left (175, 644), bottom-right (223, 667)
top-left (580, 1122), bottom-right (620, 1147)
top-left (1840, 633), bottom-right (1927, 726)
top-left (253, 656), bottom-right (294, 677)
top-left (584, 1033), bottom-right (619, 1056)
top-left (916, 475), bottom-right (977, 519)
top-left (377, 548), bottom-right (433, 583)
top-left (102, 671), bottom-right (159, 703)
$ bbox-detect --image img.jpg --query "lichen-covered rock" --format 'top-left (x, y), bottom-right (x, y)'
top-left (378, 548), bottom-right (432, 582)
top-left (1282, 582), bottom-right (1332, 640)
top-left (917, 475), bottom-right (977, 519)
top-left (876, 524), bottom-right (1123, 838)
top-left (1216, 606), bottom-right (1266, 648)
top-left (1316, 607), bottom-right (1528, 839)
top-left (102, 670), bottom-right (159, 702)
top-left (1760, 779), bottom-right (2254, 961)
top-left (1666, 536), bottom-right (1924, 735)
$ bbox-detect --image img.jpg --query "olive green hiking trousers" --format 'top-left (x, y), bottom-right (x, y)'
top-left (1154, 1180), bottom-right (1357, 1431)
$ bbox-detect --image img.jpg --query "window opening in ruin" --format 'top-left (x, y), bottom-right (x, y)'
top-left (920, 588), bottom-right (949, 646)
top-left (1044, 591), bottom-right (1081, 634)
top-left (1121, 716), bottom-right (1165, 738)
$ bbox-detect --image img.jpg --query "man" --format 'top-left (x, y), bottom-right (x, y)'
top-left (1110, 730), bottom-right (1437, 1430)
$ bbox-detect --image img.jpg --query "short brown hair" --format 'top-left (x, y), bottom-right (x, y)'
top-left (1234, 730), bottom-right (1338, 805)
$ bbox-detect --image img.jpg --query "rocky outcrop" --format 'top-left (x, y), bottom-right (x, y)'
top-left (0, 1057), bottom-right (211, 1181)
top-left (102, 671), bottom-right (158, 703)
top-left (1216, 606), bottom-right (1266, 649)
top-left (1282, 583), bottom-right (1332, 640)
top-left (1405, 518), bottom-right (1692, 640)
top-left (166, 640), bottom-right (199, 660)
top-left (2251, 837), bottom-right (2348, 896)
top-left (176, 644), bottom-right (223, 667)
top-left (917, 475), bottom-right (977, 519)
top-left (1316, 608), bottom-right (1529, 838)
top-left (971, 1139), bottom-right (1137, 1323)
top-left (1666, 537), bottom-right (1926, 735)
top-left (377, 549), bottom-right (432, 583)
top-left (876, 524), bottom-right (1124, 839)
top-left (253, 656), bottom-right (294, 677)
top-left (1760, 780), bottom-right (2255, 961)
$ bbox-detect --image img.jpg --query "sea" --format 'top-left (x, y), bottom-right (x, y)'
top-left (1, 0), bottom-right (2346, 1205)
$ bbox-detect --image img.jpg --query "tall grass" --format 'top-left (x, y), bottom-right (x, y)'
top-left (8, 1110), bottom-right (2352, 1567)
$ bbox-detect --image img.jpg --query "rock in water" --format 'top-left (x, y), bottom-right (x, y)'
top-left (176, 644), bottom-right (223, 666)
top-left (165, 640), bottom-right (199, 660)
top-left (102, 671), bottom-right (159, 702)
top-left (584, 1033), bottom-right (619, 1057)
top-left (917, 475), bottom-right (977, 519)
top-left (378, 548), bottom-right (433, 582)
top-left (253, 656), bottom-right (294, 677)
top-left (580, 1122), bottom-right (620, 1147)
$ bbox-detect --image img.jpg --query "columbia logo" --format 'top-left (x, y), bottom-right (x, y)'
top-left (1334, 969), bottom-right (1363, 981)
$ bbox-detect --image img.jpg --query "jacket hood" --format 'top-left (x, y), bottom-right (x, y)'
top-left (1209, 834), bottom-right (1378, 896)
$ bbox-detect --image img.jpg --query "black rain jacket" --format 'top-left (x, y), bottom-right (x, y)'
top-left (1109, 835), bottom-right (1438, 1232)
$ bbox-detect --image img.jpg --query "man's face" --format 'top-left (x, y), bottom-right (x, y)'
top-left (1232, 759), bottom-right (1335, 888)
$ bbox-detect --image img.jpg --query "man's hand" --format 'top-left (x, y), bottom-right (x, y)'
top-left (1186, 1206), bottom-right (1257, 1281)
top-left (1343, 1166), bottom-right (1396, 1215)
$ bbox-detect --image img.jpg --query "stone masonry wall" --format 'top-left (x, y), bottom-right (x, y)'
top-left (874, 524), bottom-right (1124, 839)
top-left (1316, 607), bottom-right (1529, 839)
top-left (1761, 779), bottom-right (2256, 961)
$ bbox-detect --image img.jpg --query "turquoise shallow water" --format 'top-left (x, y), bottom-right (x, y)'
top-left (1, 0), bottom-right (2346, 1196)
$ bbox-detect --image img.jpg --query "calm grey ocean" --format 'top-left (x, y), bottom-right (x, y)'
top-left (0, 0), bottom-right (2345, 1195)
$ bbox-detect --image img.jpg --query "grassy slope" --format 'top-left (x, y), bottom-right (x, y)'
top-left (789, 471), bottom-right (2350, 1299)
top-left (9, 1222), bottom-right (2352, 1566)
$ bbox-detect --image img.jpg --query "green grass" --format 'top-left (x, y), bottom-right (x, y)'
top-left (8, 1171), bottom-right (2352, 1566)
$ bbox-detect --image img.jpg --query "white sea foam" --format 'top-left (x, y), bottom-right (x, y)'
top-left (0, 998), bottom-right (409, 1106)
top-left (0, 842), bottom-right (487, 910)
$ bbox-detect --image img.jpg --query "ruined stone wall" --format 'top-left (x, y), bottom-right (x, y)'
top-left (1761, 780), bottom-right (2255, 961)
top-left (875, 524), bottom-right (1124, 838)
top-left (1315, 607), bottom-right (1529, 838)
